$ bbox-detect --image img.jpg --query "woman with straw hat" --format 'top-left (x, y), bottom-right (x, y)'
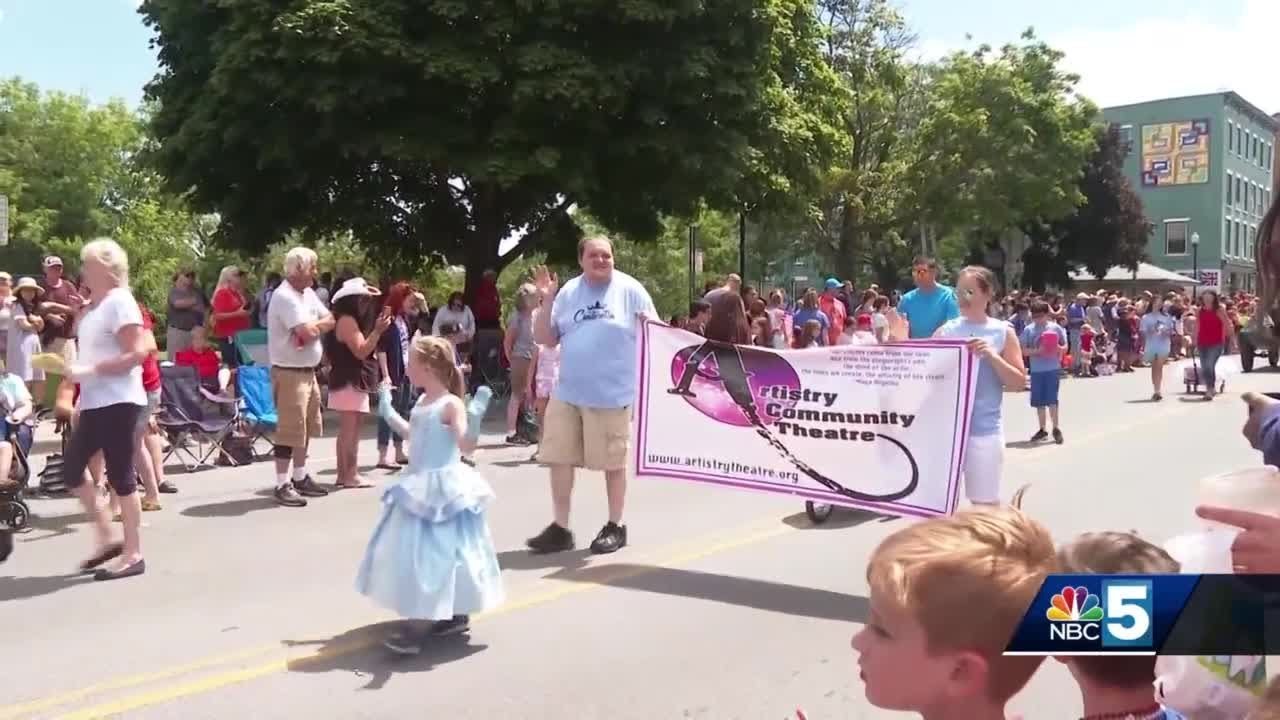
top-left (9, 276), bottom-right (46, 403)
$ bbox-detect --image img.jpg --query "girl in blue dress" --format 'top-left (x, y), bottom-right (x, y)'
top-left (358, 334), bottom-right (504, 655)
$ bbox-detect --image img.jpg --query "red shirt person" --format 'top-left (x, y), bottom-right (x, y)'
top-left (209, 266), bottom-right (252, 367)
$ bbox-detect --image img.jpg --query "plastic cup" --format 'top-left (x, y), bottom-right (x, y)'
top-left (1164, 530), bottom-right (1238, 573)
top-left (1198, 466), bottom-right (1280, 530)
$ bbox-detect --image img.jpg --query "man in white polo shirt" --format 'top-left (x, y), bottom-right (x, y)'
top-left (267, 247), bottom-right (335, 507)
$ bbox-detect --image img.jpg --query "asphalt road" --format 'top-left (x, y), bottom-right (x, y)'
top-left (1, 355), bottom-right (1270, 719)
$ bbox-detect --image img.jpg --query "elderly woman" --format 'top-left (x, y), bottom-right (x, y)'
top-left (63, 239), bottom-right (150, 581)
top-left (504, 283), bottom-right (539, 445)
top-left (209, 265), bottom-right (251, 370)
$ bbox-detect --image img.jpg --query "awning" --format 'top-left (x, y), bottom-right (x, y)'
top-left (1068, 262), bottom-right (1198, 285)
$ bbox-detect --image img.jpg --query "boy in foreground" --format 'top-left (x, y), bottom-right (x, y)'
top-left (1056, 531), bottom-right (1186, 719)
top-left (852, 507), bottom-right (1057, 719)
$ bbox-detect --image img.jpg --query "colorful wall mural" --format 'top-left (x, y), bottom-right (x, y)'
top-left (1141, 119), bottom-right (1211, 187)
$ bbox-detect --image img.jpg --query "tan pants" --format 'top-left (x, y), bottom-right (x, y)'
top-left (271, 367), bottom-right (323, 448)
top-left (537, 398), bottom-right (630, 471)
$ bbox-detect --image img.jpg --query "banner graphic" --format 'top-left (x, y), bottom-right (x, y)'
top-left (633, 322), bottom-right (979, 518)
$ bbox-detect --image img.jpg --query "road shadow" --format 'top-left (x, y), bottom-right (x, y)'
top-left (780, 508), bottom-right (893, 530)
top-left (181, 496), bottom-right (278, 518)
top-left (497, 547), bottom-right (591, 572)
top-left (1125, 398), bottom-right (1159, 404)
top-left (0, 571), bottom-right (93, 601)
top-left (1178, 396), bottom-right (1211, 403)
top-left (317, 465), bottom-right (380, 478)
top-left (545, 564), bottom-right (868, 624)
top-left (491, 457), bottom-right (540, 468)
top-left (1005, 440), bottom-right (1048, 450)
top-left (16, 511), bottom-right (84, 542)
top-left (283, 621), bottom-right (486, 690)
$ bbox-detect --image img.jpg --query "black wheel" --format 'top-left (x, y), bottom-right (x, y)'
top-left (1269, 349), bottom-right (1278, 368)
top-left (5, 501), bottom-right (29, 531)
top-left (1241, 344), bottom-right (1256, 373)
top-left (805, 501), bottom-right (834, 524)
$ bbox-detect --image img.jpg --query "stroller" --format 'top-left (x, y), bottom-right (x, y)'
top-left (1, 420), bottom-right (34, 531)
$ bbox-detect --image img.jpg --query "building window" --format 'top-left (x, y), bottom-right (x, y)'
top-left (1225, 217), bottom-right (1233, 257)
top-left (1250, 225), bottom-right (1257, 260)
top-left (1166, 220), bottom-right (1189, 255)
top-left (1237, 177), bottom-right (1244, 207)
top-left (1117, 124), bottom-right (1133, 154)
top-left (1235, 221), bottom-right (1242, 257)
top-left (1230, 122), bottom-right (1237, 152)
top-left (1226, 172), bottom-right (1233, 205)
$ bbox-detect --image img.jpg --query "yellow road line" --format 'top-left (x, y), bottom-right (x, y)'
top-left (0, 645), bottom-right (281, 720)
top-left (11, 391), bottom-right (1206, 718)
top-left (55, 525), bottom-right (791, 720)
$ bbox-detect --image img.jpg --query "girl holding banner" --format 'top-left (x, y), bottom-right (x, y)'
top-left (933, 266), bottom-right (1027, 506)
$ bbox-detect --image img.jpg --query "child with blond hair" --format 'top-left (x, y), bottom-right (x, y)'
top-left (1055, 531), bottom-right (1186, 719)
top-left (852, 507), bottom-right (1057, 720)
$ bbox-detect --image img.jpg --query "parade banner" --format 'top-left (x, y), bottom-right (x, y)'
top-left (633, 322), bottom-right (979, 518)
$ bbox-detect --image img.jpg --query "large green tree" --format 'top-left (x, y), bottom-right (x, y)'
top-left (912, 30), bottom-right (1098, 248)
top-left (140, 0), bottom-right (845, 299)
top-left (808, 0), bottom-right (925, 284)
top-left (0, 78), bottom-right (143, 272)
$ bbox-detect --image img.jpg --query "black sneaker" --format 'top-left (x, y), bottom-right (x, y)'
top-left (1052, 428), bottom-right (1064, 445)
top-left (526, 523), bottom-right (574, 554)
top-left (274, 483), bottom-right (307, 507)
top-left (589, 522), bottom-right (627, 555)
top-left (505, 434), bottom-right (532, 446)
top-left (294, 475), bottom-right (329, 497)
top-left (383, 630), bottom-right (424, 656)
top-left (430, 615), bottom-right (471, 636)
top-left (1030, 430), bottom-right (1049, 442)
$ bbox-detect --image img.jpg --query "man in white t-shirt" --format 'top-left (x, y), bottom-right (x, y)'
top-left (267, 247), bottom-right (335, 507)
top-left (526, 235), bottom-right (657, 556)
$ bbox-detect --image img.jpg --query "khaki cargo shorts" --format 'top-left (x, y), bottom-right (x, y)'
top-left (271, 366), bottom-right (323, 449)
top-left (537, 397), bottom-right (630, 472)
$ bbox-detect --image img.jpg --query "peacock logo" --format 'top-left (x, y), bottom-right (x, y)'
top-left (1046, 586), bottom-right (1104, 622)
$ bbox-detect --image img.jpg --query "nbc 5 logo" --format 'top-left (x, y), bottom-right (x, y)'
top-left (1046, 580), bottom-right (1153, 647)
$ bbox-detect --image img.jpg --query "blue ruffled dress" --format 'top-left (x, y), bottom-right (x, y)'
top-left (355, 395), bottom-right (504, 620)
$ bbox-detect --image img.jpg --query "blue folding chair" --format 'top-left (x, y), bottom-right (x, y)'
top-left (236, 365), bottom-right (279, 458)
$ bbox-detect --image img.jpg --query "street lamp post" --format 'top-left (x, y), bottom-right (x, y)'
top-left (1191, 231), bottom-right (1200, 296)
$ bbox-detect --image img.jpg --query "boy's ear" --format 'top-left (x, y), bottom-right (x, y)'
top-left (947, 650), bottom-right (991, 698)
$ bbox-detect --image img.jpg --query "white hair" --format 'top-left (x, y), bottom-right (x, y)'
top-left (81, 238), bottom-right (130, 287)
top-left (284, 247), bottom-right (318, 277)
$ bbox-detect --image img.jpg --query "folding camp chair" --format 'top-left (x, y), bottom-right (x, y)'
top-left (157, 365), bottom-right (241, 471)
top-left (236, 365), bottom-right (279, 458)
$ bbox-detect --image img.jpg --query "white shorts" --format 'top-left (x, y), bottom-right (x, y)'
top-left (962, 432), bottom-right (1004, 504)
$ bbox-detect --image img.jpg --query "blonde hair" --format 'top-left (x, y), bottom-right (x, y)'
top-left (410, 334), bottom-right (465, 398)
top-left (283, 247), bottom-right (318, 277)
top-left (216, 265), bottom-right (240, 290)
top-left (867, 507), bottom-right (1057, 703)
top-left (516, 283), bottom-right (538, 310)
top-left (81, 238), bottom-right (130, 287)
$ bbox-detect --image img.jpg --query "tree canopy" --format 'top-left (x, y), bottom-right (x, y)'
top-left (140, 0), bottom-right (846, 297)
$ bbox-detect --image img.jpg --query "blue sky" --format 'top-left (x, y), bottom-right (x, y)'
top-left (0, 0), bottom-right (1273, 112)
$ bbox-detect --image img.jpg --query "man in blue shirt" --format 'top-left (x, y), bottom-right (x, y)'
top-left (526, 235), bottom-right (657, 556)
top-left (898, 256), bottom-right (960, 339)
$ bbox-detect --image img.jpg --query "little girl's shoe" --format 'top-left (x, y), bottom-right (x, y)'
top-left (430, 615), bottom-right (470, 636)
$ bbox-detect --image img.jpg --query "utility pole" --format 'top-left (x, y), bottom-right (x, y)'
top-left (738, 211), bottom-right (747, 281)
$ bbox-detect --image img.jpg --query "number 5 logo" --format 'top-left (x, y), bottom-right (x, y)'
top-left (1101, 580), bottom-right (1153, 647)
